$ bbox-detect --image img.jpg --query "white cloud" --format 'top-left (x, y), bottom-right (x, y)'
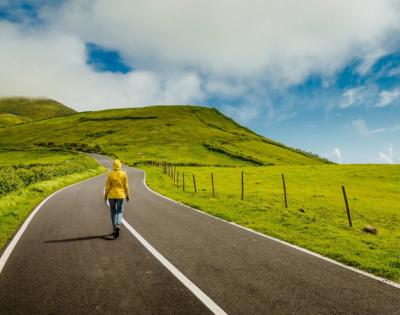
top-left (332, 147), bottom-right (342, 163)
top-left (352, 118), bottom-right (400, 135)
top-left (352, 118), bottom-right (370, 135)
top-left (376, 88), bottom-right (400, 107)
top-left (48, 0), bottom-right (400, 81)
top-left (222, 104), bottom-right (261, 125)
top-left (205, 79), bottom-right (248, 99)
top-left (356, 49), bottom-right (386, 74)
top-left (322, 147), bottom-right (342, 163)
top-left (370, 124), bottom-right (400, 134)
top-left (340, 87), bottom-right (365, 109)
top-left (0, 21), bottom-right (205, 110)
top-left (377, 144), bottom-right (394, 163)
top-left (0, 0), bottom-right (400, 110)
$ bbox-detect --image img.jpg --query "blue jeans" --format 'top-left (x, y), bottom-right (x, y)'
top-left (108, 199), bottom-right (124, 230)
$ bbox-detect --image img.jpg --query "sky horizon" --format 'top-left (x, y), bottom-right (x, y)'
top-left (1, 0), bottom-right (400, 164)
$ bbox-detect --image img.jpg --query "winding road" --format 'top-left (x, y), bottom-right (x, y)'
top-left (0, 154), bottom-right (399, 314)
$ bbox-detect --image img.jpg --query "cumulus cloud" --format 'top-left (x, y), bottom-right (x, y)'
top-left (1, 0), bottom-right (400, 110)
top-left (48, 0), bottom-right (400, 80)
top-left (377, 144), bottom-right (394, 163)
top-left (0, 21), bottom-right (205, 110)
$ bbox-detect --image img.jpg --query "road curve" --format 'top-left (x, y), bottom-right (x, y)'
top-left (1, 154), bottom-right (400, 314)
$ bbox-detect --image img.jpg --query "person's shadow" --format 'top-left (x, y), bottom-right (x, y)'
top-left (45, 234), bottom-right (114, 243)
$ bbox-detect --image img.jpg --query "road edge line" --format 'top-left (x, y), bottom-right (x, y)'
top-left (122, 218), bottom-right (227, 315)
top-left (139, 170), bottom-right (400, 290)
top-left (0, 171), bottom-right (106, 274)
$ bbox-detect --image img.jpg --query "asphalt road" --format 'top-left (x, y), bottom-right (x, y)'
top-left (1, 154), bottom-right (399, 314)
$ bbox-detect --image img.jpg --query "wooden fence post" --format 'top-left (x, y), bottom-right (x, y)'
top-left (211, 172), bottom-right (215, 197)
top-left (176, 171), bottom-right (179, 188)
top-left (241, 171), bottom-right (244, 200)
top-left (342, 186), bottom-right (353, 227)
top-left (282, 174), bottom-right (288, 208)
top-left (183, 172), bottom-right (185, 191)
top-left (193, 174), bottom-right (197, 193)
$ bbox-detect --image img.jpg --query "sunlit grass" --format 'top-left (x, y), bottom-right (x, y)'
top-left (0, 106), bottom-right (328, 166)
top-left (0, 147), bottom-right (78, 166)
top-left (0, 149), bottom-right (106, 249)
top-left (143, 164), bottom-right (400, 282)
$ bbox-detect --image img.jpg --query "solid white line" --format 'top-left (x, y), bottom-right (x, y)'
top-left (122, 218), bottom-right (227, 315)
top-left (138, 169), bottom-right (400, 290)
top-left (0, 172), bottom-right (106, 274)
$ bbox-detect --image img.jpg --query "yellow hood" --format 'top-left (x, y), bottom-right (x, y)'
top-left (112, 159), bottom-right (122, 170)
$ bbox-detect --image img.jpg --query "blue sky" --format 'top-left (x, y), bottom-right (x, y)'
top-left (1, 0), bottom-right (400, 163)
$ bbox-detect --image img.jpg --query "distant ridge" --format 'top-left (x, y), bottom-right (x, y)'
top-left (0, 97), bottom-right (75, 122)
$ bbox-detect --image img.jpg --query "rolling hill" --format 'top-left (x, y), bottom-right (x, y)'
top-left (0, 97), bottom-right (76, 123)
top-left (0, 104), bottom-right (330, 166)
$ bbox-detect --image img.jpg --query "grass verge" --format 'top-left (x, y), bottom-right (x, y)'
top-left (0, 164), bottom-right (105, 250)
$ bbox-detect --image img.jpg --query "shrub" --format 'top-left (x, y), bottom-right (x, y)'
top-left (0, 156), bottom-right (99, 196)
top-left (0, 167), bottom-right (23, 195)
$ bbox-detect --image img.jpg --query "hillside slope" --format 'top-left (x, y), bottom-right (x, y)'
top-left (0, 113), bottom-right (31, 126)
top-left (0, 97), bottom-right (75, 122)
top-left (0, 105), bottom-right (330, 166)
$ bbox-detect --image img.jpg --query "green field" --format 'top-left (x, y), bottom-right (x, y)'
top-left (0, 147), bottom-right (82, 166)
top-left (0, 148), bottom-right (105, 249)
top-left (143, 164), bottom-right (400, 282)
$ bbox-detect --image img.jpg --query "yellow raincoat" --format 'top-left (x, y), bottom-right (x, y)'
top-left (104, 160), bottom-right (130, 199)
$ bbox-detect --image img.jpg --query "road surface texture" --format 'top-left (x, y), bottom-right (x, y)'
top-left (0, 154), bottom-right (399, 314)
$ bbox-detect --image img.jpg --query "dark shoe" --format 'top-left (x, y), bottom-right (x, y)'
top-left (114, 226), bottom-right (120, 238)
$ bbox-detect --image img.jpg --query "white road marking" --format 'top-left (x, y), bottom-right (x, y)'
top-left (0, 172), bottom-right (106, 274)
top-left (122, 218), bottom-right (227, 315)
top-left (139, 170), bottom-right (400, 290)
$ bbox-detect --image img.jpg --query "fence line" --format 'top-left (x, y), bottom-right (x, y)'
top-left (152, 164), bottom-right (389, 229)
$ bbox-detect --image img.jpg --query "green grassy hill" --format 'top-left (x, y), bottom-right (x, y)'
top-left (0, 105), bottom-right (329, 166)
top-left (0, 97), bottom-right (76, 122)
top-left (0, 113), bottom-right (31, 126)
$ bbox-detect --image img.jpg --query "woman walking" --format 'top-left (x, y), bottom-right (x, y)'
top-left (104, 159), bottom-right (130, 238)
